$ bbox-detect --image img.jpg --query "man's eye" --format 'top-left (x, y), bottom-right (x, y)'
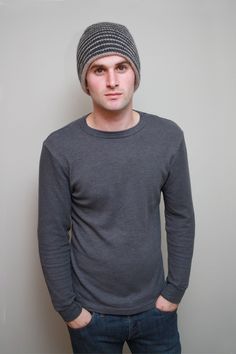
top-left (95, 67), bottom-right (104, 74)
top-left (117, 64), bottom-right (128, 72)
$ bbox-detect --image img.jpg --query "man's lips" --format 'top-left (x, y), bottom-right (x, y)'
top-left (104, 92), bottom-right (122, 97)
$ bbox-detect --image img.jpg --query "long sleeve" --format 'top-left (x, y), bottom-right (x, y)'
top-left (37, 143), bottom-right (82, 321)
top-left (37, 113), bottom-right (194, 317)
top-left (161, 135), bottom-right (195, 304)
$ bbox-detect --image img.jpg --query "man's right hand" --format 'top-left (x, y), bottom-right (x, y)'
top-left (67, 308), bottom-right (92, 329)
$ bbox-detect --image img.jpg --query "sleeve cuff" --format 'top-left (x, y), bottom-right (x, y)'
top-left (161, 282), bottom-right (186, 304)
top-left (58, 300), bottom-right (82, 322)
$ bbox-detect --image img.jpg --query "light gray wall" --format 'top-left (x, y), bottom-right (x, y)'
top-left (1, 1), bottom-right (235, 353)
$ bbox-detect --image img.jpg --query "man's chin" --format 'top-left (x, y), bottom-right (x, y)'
top-left (98, 101), bottom-right (131, 113)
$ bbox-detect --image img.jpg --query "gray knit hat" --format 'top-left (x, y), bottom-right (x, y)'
top-left (77, 22), bottom-right (140, 93)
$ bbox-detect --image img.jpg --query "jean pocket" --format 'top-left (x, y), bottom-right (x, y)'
top-left (67, 311), bottom-right (96, 332)
top-left (153, 306), bottom-right (177, 315)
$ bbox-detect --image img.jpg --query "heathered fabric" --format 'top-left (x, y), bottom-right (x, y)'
top-left (38, 111), bottom-right (195, 322)
top-left (76, 22), bottom-right (140, 93)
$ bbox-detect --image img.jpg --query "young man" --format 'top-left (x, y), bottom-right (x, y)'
top-left (38, 22), bottom-right (195, 354)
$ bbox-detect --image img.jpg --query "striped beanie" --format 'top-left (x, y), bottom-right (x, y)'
top-left (77, 22), bottom-right (140, 93)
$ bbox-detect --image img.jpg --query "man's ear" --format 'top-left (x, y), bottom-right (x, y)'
top-left (85, 79), bottom-right (90, 95)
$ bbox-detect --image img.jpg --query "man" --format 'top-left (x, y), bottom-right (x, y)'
top-left (38, 22), bottom-right (195, 354)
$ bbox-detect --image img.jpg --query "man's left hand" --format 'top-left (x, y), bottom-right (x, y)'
top-left (155, 295), bottom-right (178, 312)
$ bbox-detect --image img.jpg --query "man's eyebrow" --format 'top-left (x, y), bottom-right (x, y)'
top-left (116, 60), bottom-right (130, 65)
top-left (115, 60), bottom-right (131, 67)
top-left (89, 63), bottom-right (105, 71)
top-left (89, 60), bottom-right (130, 70)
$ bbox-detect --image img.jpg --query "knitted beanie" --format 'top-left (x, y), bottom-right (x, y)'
top-left (76, 22), bottom-right (140, 93)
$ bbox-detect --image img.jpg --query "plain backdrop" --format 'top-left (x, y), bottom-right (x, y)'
top-left (1, 1), bottom-right (236, 353)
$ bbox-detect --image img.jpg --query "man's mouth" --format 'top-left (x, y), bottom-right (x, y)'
top-left (105, 92), bottom-right (122, 97)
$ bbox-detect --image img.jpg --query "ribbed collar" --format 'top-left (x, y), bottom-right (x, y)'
top-left (78, 111), bottom-right (146, 139)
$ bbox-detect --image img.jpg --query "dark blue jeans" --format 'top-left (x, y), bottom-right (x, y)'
top-left (67, 307), bottom-right (181, 354)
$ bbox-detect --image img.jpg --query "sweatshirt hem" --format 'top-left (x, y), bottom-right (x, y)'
top-left (80, 300), bottom-right (157, 316)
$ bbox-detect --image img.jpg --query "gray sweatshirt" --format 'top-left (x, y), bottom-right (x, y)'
top-left (38, 111), bottom-right (195, 322)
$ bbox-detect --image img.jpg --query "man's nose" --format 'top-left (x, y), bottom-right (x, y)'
top-left (106, 70), bottom-right (119, 88)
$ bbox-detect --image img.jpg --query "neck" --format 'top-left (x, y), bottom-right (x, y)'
top-left (87, 104), bottom-right (140, 132)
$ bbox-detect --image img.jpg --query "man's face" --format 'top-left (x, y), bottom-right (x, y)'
top-left (86, 55), bottom-right (135, 113)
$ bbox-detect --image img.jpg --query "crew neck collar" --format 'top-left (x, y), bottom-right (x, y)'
top-left (79, 111), bottom-right (146, 139)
